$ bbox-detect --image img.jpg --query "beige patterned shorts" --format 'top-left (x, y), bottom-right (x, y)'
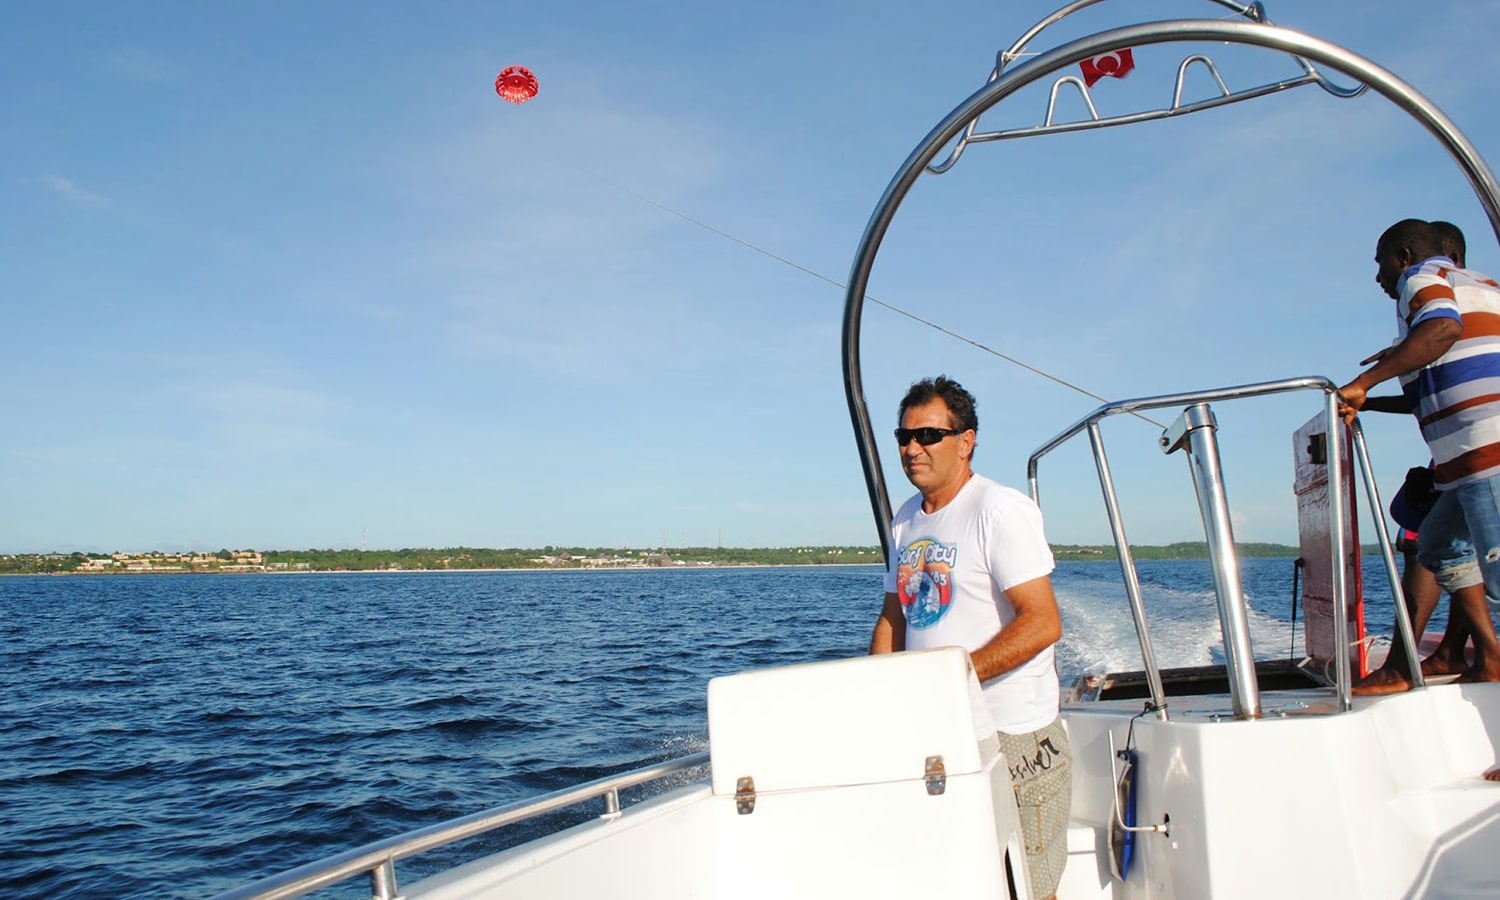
top-left (996, 717), bottom-right (1072, 898)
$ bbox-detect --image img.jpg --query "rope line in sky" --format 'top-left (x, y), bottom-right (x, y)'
top-left (583, 167), bottom-right (1168, 430)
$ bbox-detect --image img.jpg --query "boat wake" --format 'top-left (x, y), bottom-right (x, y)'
top-left (1053, 559), bottom-right (1303, 683)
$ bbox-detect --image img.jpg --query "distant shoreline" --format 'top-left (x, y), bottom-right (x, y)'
top-left (0, 540), bottom-right (1320, 576)
top-left (4, 561), bottom-right (888, 577)
top-left (2, 541), bottom-right (1316, 577)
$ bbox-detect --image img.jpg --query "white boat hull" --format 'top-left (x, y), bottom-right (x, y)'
top-left (399, 650), bottom-right (1500, 899)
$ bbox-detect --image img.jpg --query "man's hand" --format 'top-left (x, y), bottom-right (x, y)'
top-left (1337, 380), bottom-right (1368, 425)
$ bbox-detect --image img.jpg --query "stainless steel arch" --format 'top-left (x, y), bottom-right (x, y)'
top-left (842, 17), bottom-right (1500, 561)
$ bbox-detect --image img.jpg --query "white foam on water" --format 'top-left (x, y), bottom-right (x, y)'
top-left (1054, 561), bottom-right (1302, 682)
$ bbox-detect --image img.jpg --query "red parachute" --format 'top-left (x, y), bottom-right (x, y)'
top-left (495, 65), bottom-right (539, 104)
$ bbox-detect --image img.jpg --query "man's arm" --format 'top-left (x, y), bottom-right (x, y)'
top-left (1338, 318), bottom-right (1461, 422)
top-left (1361, 395), bottom-right (1413, 414)
top-left (869, 592), bottom-right (905, 654)
top-left (967, 574), bottom-right (1063, 683)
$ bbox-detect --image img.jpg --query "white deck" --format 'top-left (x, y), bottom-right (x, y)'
top-left (1059, 684), bottom-right (1500, 899)
top-left (401, 650), bottom-right (1500, 900)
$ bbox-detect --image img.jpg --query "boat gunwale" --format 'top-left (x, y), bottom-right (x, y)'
top-left (212, 751), bottom-right (711, 900)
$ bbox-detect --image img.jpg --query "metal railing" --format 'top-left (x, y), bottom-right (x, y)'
top-left (926, 0), bottom-right (1368, 173)
top-left (842, 10), bottom-right (1500, 573)
top-left (1026, 377), bottom-right (1420, 717)
top-left (215, 751), bottom-right (711, 900)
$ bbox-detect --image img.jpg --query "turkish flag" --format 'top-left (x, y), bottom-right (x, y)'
top-left (1080, 49), bottom-right (1135, 87)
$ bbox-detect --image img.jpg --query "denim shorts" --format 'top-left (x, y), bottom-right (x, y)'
top-left (1415, 488), bottom-right (1483, 592)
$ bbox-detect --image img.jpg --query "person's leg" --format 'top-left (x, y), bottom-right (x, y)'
top-left (1451, 477), bottom-right (1500, 684)
top-left (1355, 550), bottom-right (1440, 694)
top-left (1409, 492), bottom-right (1484, 676)
top-left (1425, 538), bottom-right (1482, 677)
top-left (1423, 586), bottom-right (1475, 677)
top-left (1451, 582), bottom-right (1500, 682)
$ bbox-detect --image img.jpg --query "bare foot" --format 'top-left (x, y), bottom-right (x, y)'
top-left (1454, 666), bottom-right (1500, 684)
top-left (1352, 667), bottom-right (1415, 696)
top-left (1485, 768), bottom-right (1500, 783)
top-left (1421, 653), bottom-right (1469, 678)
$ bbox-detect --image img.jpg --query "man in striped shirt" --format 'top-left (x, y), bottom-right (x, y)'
top-left (1338, 218), bottom-right (1500, 693)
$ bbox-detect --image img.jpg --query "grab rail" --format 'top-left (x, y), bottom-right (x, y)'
top-left (1348, 419), bottom-right (1426, 692)
top-left (927, 0), bottom-right (1368, 173)
top-left (1028, 377), bottom-right (1333, 715)
top-left (215, 751), bottom-right (711, 900)
top-left (1026, 377), bottom-right (1417, 716)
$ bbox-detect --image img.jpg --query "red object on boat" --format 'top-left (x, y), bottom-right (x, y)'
top-left (1292, 414), bottom-right (1368, 679)
top-left (1080, 50), bottom-right (1134, 87)
top-left (495, 66), bottom-right (539, 104)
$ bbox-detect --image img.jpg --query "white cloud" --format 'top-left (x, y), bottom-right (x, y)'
top-left (37, 174), bottom-right (110, 208)
top-left (106, 47), bottom-right (180, 83)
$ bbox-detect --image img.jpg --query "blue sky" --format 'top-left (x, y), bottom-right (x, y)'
top-left (4, 0), bottom-right (1500, 554)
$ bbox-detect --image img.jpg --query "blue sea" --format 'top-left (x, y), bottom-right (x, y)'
top-left (1, 559), bottom-right (1414, 898)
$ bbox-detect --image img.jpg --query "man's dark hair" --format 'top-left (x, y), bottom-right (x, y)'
top-left (1431, 220), bottom-right (1466, 266)
top-left (1378, 218), bottom-right (1444, 261)
top-left (899, 375), bottom-right (979, 435)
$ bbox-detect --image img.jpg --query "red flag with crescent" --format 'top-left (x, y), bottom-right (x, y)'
top-left (1080, 50), bottom-right (1134, 87)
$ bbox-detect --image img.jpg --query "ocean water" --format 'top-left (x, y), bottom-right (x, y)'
top-left (0, 559), bottom-right (1409, 898)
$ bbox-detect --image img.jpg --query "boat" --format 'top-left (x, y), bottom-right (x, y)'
top-left (217, 2), bottom-right (1500, 897)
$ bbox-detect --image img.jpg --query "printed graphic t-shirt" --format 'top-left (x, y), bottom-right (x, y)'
top-left (883, 474), bottom-right (1059, 734)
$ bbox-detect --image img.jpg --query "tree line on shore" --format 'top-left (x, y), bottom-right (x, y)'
top-left (1, 541), bottom-right (1309, 574)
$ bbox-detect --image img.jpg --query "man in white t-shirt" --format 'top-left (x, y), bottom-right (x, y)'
top-left (869, 375), bottom-right (1071, 900)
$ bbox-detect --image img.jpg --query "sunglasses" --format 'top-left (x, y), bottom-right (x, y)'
top-left (894, 426), bottom-right (963, 446)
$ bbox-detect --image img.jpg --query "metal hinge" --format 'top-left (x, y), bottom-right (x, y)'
top-left (925, 755), bottom-right (946, 795)
top-left (735, 776), bottom-right (756, 814)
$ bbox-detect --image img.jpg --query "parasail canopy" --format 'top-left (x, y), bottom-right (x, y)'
top-left (495, 65), bottom-right (539, 104)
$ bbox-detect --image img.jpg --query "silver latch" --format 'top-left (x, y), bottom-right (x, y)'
top-left (925, 755), bottom-right (946, 795)
top-left (735, 776), bottom-right (756, 814)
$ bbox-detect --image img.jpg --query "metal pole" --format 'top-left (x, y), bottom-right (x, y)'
top-left (370, 858), bottom-right (398, 900)
top-left (1088, 421), bottom-right (1167, 714)
top-left (1163, 404), bottom-right (1260, 718)
top-left (1323, 395), bottom-right (1353, 711)
top-left (1348, 420), bottom-right (1426, 689)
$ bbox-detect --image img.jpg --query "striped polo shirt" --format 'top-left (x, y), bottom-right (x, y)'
top-left (1396, 256), bottom-right (1500, 489)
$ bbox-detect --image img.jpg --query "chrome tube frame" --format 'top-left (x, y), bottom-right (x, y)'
top-left (1162, 404), bottom-right (1260, 718)
top-left (1028, 377), bottom-right (1332, 472)
top-left (844, 16), bottom-right (1500, 633)
top-left (1022, 377), bottom-right (1403, 715)
top-left (1349, 420), bottom-right (1426, 691)
top-left (215, 752), bottom-right (711, 900)
top-left (929, 1), bottom-right (1364, 172)
top-left (1034, 378), bottom-right (1333, 717)
top-left (1322, 392), bottom-right (1353, 711)
top-left (1085, 420), bottom-right (1167, 715)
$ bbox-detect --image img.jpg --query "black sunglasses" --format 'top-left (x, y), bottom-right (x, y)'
top-left (894, 426), bottom-right (963, 446)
